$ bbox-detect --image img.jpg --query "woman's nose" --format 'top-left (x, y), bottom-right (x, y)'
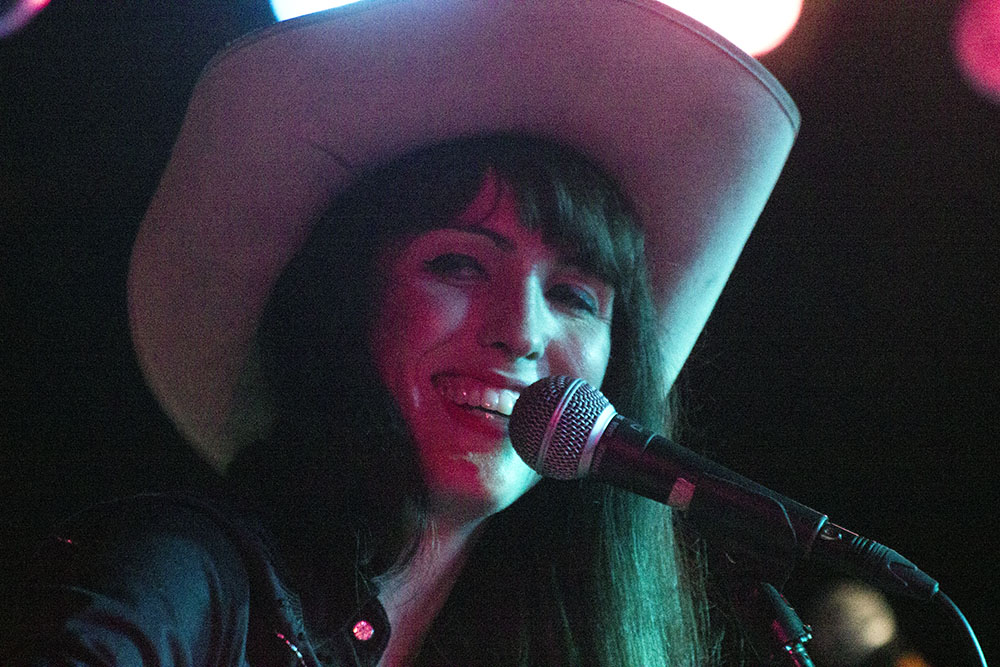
top-left (478, 277), bottom-right (553, 361)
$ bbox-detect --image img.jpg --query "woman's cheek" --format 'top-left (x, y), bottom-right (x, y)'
top-left (413, 281), bottom-right (473, 339)
top-left (558, 326), bottom-right (612, 386)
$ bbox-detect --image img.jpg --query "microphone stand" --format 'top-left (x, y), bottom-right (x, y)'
top-left (727, 577), bottom-right (815, 666)
top-left (713, 550), bottom-right (816, 666)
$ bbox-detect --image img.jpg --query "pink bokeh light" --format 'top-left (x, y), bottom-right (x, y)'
top-left (953, 0), bottom-right (1000, 104)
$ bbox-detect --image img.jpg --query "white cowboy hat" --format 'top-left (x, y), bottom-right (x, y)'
top-left (128, 0), bottom-right (799, 469)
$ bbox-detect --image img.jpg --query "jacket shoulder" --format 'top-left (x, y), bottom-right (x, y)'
top-left (3, 493), bottom-right (255, 665)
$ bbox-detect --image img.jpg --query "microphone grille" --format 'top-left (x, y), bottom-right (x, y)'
top-left (509, 376), bottom-right (612, 479)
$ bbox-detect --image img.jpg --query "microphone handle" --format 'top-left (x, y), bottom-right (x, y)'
top-left (592, 414), bottom-right (939, 601)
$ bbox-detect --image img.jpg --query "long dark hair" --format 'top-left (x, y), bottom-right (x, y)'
top-left (234, 135), bottom-right (714, 664)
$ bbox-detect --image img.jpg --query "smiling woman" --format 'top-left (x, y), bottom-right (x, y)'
top-left (2, 1), bottom-right (798, 664)
top-left (369, 170), bottom-right (615, 520)
top-left (245, 135), bottom-right (696, 663)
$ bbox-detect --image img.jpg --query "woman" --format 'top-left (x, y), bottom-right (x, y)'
top-left (236, 135), bottom-right (705, 665)
top-left (4, 1), bottom-right (798, 664)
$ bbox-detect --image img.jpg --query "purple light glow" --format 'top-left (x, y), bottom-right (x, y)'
top-left (0, 0), bottom-right (50, 39)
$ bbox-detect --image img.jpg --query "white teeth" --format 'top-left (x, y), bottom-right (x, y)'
top-left (482, 389), bottom-right (500, 411)
top-left (496, 390), bottom-right (516, 416)
top-left (435, 376), bottom-right (520, 416)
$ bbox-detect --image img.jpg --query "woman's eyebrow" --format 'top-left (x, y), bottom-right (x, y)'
top-left (436, 226), bottom-right (603, 281)
top-left (440, 225), bottom-right (514, 251)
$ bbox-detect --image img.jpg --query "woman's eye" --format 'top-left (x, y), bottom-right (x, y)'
top-left (423, 253), bottom-right (485, 280)
top-left (548, 283), bottom-right (598, 315)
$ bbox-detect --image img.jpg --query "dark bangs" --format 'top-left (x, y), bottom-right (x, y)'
top-left (483, 135), bottom-right (643, 293)
top-left (348, 134), bottom-right (645, 295)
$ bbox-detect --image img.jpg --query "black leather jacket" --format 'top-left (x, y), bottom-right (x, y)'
top-left (2, 494), bottom-right (390, 666)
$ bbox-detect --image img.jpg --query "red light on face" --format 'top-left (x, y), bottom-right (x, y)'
top-left (954, 0), bottom-right (1000, 104)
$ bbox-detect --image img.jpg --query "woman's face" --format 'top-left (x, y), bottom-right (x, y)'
top-left (369, 174), bottom-right (614, 522)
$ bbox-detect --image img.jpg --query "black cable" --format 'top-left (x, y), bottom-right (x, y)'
top-left (936, 591), bottom-right (988, 667)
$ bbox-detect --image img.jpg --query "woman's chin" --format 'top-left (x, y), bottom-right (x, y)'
top-left (423, 452), bottom-right (540, 524)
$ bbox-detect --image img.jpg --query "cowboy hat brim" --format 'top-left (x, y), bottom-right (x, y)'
top-left (129, 0), bottom-right (799, 468)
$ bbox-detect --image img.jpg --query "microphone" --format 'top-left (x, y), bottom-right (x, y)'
top-left (509, 376), bottom-right (939, 601)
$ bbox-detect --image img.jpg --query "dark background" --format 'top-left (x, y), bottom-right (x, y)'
top-left (3, 1), bottom-right (997, 664)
